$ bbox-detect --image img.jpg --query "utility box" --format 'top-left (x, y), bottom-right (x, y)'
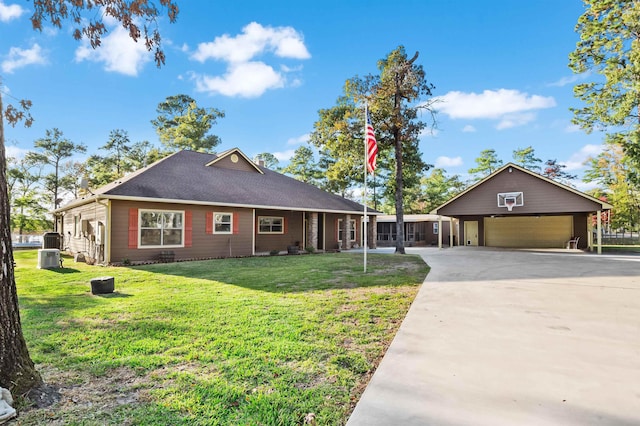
top-left (42, 232), bottom-right (62, 249)
top-left (37, 249), bottom-right (60, 269)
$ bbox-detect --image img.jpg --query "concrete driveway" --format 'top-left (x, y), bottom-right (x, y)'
top-left (347, 247), bottom-right (640, 426)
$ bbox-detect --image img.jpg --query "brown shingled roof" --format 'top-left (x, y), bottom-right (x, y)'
top-left (78, 149), bottom-right (377, 215)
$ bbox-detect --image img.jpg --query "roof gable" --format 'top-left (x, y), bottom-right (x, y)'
top-left (57, 149), bottom-right (377, 215)
top-left (433, 163), bottom-right (612, 216)
top-left (205, 148), bottom-right (263, 174)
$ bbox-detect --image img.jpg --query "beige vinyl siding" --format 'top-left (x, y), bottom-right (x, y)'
top-left (484, 216), bottom-right (573, 248)
top-left (61, 201), bottom-right (108, 256)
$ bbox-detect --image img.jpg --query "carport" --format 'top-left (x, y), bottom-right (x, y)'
top-left (432, 163), bottom-right (612, 253)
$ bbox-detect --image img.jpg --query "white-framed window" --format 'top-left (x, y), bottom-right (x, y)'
top-left (258, 216), bottom-right (284, 234)
top-left (214, 213), bottom-right (233, 234)
top-left (433, 222), bottom-right (439, 235)
top-left (338, 219), bottom-right (356, 242)
top-left (139, 210), bottom-right (184, 247)
top-left (73, 215), bottom-right (80, 238)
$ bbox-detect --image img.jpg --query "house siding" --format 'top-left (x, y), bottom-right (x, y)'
top-left (110, 200), bottom-right (253, 262)
top-left (209, 154), bottom-right (258, 172)
top-left (60, 201), bottom-right (108, 261)
top-left (324, 213), bottom-right (361, 250)
top-left (438, 168), bottom-right (603, 216)
top-left (254, 210), bottom-right (304, 253)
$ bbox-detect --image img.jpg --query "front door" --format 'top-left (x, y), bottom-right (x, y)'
top-left (464, 221), bottom-right (478, 246)
top-left (406, 223), bottom-right (415, 242)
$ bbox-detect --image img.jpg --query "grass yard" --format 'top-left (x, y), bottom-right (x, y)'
top-left (13, 250), bottom-right (428, 425)
top-left (601, 245), bottom-right (640, 254)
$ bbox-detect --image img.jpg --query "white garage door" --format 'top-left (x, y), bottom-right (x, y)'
top-left (484, 216), bottom-right (573, 248)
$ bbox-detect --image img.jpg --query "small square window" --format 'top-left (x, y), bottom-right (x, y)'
top-left (214, 213), bottom-right (233, 234)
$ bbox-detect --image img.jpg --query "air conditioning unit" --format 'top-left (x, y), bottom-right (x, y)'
top-left (37, 249), bottom-right (60, 269)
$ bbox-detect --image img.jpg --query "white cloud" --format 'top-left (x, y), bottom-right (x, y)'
top-left (564, 123), bottom-right (581, 133)
top-left (419, 127), bottom-right (439, 138)
top-left (273, 149), bottom-right (296, 161)
top-left (193, 61), bottom-right (285, 98)
top-left (547, 71), bottom-right (591, 87)
top-left (462, 124), bottom-right (476, 133)
top-left (6, 145), bottom-right (28, 159)
top-left (435, 156), bottom-right (463, 168)
top-left (75, 25), bottom-right (152, 76)
top-left (192, 22), bottom-right (310, 63)
top-left (287, 133), bottom-right (310, 145)
top-left (496, 112), bottom-right (536, 130)
top-left (190, 22), bottom-right (310, 98)
top-left (0, 1), bottom-right (24, 22)
top-left (563, 144), bottom-right (603, 171)
top-left (434, 89), bottom-right (556, 130)
top-left (573, 180), bottom-right (599, 192)
top-left (1, 43), bottom-right (47, 73)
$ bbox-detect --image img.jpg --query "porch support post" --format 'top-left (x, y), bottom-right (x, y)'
top-left (368, 215), bottom-right (377, 249)
top-left (342, 214), bottom-right (351, 250)
top-left (588, 214), bottom-right (593, 252)
top-left (438, 216), bottom-right (443, 249)
top-left (449, 217), bottom-right (454, 247)
top-left (597, 210), bottom-right (602, 255)
top-left (308, 212), bottom-right (318, 250)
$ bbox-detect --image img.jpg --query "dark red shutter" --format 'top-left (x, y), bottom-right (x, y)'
top-left (283, 217), bottom-right (287, 234)
top-left (206, 211), bottom-right (213, 234)
top-left (233, 212), bottom-right (239, 234)
top-left (185, 211), bottom-right (192, 247)
top-left (128, 208), bottom-right (138, 248)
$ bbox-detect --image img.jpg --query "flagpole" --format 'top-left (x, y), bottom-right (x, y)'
top-left (363, 103), bottom-right (368, 273)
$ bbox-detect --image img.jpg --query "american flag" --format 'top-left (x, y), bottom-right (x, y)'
top-left (366, 109), bottom-right (378, 174)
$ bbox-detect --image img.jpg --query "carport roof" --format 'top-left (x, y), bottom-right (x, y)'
top-left (431, 162), bottom-right (612, 216)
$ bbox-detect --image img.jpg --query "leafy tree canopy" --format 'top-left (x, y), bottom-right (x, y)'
top-left (151, 94), bottom-right (224, 153)
top-left (468, 149), bottom-right (503, 179)
top-left (512, 146), bottom-right (542, 171)
top-left (569, 0), bottom-right (640, 178)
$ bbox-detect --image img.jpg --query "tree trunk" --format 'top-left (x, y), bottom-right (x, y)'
top-left (0, 92), bottom-right (43, 395)
top-left (394, 133), bottom-right (405, 254)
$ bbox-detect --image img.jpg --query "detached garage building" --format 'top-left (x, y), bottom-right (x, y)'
top-left (432, 163), bottom-right (612, 252)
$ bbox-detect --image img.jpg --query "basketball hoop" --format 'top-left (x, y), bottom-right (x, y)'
top-left (497, 192), bottom-right (523, 211)
top-left (505, 199), bottom-right (515, 212)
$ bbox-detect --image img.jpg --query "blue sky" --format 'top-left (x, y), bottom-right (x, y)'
top-left (1, 0), bottom-right (602, 189)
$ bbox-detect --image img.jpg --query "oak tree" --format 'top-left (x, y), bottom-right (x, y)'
top-left (1, 0), bottom-right (179, 398)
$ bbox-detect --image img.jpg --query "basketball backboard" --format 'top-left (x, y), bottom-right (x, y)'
top-left (497, 192), bottom-right (524, 212)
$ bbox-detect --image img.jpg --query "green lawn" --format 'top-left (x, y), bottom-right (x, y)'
top-left (602, 245), bottom-right (640, 253)
top-left (14, 250), bottom-right (428, 425)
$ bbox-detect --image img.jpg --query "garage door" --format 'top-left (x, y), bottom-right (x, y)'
top-left (484, 216), bottom-right (572, 248)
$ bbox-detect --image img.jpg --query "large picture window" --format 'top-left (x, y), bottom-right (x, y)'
top-left (338, 219), bottom-right (356, 242)
top-left (140, 210), bottom-right (184, 247)
top-left (214, 213), bottom-right (233, 234)
top-left (258, 216), bottom-right (284, 234)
